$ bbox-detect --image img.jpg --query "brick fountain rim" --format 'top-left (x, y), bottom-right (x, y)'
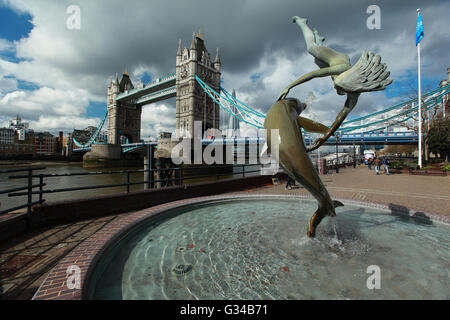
top-left (32, 194), bottom-right (450, 300)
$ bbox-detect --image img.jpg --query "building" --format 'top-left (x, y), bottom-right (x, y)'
top-left (0, 128), bottom-right (16, 155)
top-left (0, 128), bottom-right (35, 157)
top-left (34, 132), bottom-right (56, 156)
top-left (0, 127), bottom-right (15, 145)
top-left (55, 131), bottom-right (64, 156)
top-left (9, 115), bottom-right (30, 142)
top-left (225, 89), bottom-right (241, 139)
top-left (107, 72), bottom-right (141, 144)
top-left (1, 116), bottom-right (66, 158)
top-left (176, 31), bottom-right (221, 138)
top-left (63, 133), bottom-right (74, 158)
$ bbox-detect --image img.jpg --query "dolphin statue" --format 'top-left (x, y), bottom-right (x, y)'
top-left (264, 98), bottom-right (343, 238)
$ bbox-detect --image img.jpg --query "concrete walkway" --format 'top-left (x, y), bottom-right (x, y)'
top-left (0, 165), bottom-right (449, 299)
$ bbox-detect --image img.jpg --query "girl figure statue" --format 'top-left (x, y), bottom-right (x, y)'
top-left (278, 16), bottom-right (393, 151)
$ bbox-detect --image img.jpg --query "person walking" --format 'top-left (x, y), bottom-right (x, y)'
top-left (385, 158), bottom-right (391, 175)
top-left (285, 175), bottom-right (295, 190)
top-left (373, 157), bottom-right (381, 175)
top-left (368, 157), bottom-right (373, 170)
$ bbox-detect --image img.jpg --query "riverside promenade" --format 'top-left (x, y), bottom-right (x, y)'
top-left (252, 165), bottom-right (450, 219)
top-left (1, 165), bottom-right (449, 299)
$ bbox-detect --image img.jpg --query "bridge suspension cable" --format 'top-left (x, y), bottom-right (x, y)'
top-left (196, 76), bottom-right (448, 135)
top-left (72, 111), bottom-right (108, 148)
top-left (342, 84), bottom-right (449, 125)
top-left (195, 75), bottom-right (266, 129)
top-left (75, 80), bottom-right (448, 151)
top-left (338, 94), bottom-right (445, 134)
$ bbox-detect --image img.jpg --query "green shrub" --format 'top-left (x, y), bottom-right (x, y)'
top-left (391, 160), bottom-right (404, 170)
top-left (404, 162), bottom-right (417, 169)
top-left (429, 158), bottom-right (444, 164)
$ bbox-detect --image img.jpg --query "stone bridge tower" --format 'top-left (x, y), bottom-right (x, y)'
top-left (107, 72), bottom-right (142, 145)
top-left (176, 31), bottom-right (221, 138)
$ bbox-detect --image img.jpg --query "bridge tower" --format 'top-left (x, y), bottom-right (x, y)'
top-left (107, 71), bottom-right (142, 145)
top-left (176, 31), bottom-right (221, 138)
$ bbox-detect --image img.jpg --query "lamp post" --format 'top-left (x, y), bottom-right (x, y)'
top-left (318, 146), bottom-right (321, 174)
top-left (335, 134), bottom-right (339, 173)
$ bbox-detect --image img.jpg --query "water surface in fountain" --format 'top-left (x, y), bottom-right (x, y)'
top-left (88, 198), bottom-right (449, 300)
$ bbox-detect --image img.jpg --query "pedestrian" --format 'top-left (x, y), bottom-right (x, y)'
top-left (368, 157), bottom-right (373, 170)
top-left (373, 157), bottom-right (381, 175)
top-left (285, 175), bottom-right (295, 190)
top-left (385, 158), bottom-right (391, 175)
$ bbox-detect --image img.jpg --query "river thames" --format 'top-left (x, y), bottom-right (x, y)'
top-left (0, 161), bottom-right (260, 212)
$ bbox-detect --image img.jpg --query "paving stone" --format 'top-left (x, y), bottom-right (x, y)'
top-left (1, 165), bottom-right (449, 300)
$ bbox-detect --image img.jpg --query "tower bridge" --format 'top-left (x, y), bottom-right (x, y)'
top-left (77, 30), bottom-right (450, 166)
top-left (106, 31), bottom-right (221, 147)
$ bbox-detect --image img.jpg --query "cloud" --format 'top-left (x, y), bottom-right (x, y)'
top-left (29, 115), bottom-right (102, 132)
top-left (0, 86), bottom-right (90, 119)
top-left (0, 77), bottom-right (18, 93)
top-left (141, 102), bottom-right (176, 138)
top-left (0, 38), bottom-right (14, 52)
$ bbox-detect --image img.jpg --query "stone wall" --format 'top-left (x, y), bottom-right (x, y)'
top-left (0, 174), bottom-right (279, 242)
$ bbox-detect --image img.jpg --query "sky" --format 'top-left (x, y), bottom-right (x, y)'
top-left (0, 0), bottom-right (448, 139)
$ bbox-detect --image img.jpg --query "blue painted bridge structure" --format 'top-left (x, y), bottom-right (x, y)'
top-left (72, 73), bottom-right (448, 153)
top-left (74, 131), bottom-right (419, 154)
top-left (72, 31), bottom-right (449, 155)
top-left (72, 35), bottom-right (448, 155)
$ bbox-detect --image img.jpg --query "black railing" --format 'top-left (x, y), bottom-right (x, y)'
top-left (0, 167), bottom-right (46, 230)
top-left (0, 164), bottom-right (262, 228)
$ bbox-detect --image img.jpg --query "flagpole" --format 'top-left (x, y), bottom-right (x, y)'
top-left (417, 8), bottom-right (422, 169)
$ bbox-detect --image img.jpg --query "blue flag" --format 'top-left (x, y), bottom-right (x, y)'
top-left (416, 12), bottom-right (424, 46)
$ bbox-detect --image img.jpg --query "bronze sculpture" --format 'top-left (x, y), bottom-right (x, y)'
top-left (265, 17), bottom-right (393, 237)
top-left (265, 98), bottom-right (344, 238)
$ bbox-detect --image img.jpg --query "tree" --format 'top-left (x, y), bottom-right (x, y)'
top-left (386, 83), bottom-right (447, 162)
top-left (381, 145), bottom-right (417, 157)
top-left (428, 114), bottom-right (450, 163)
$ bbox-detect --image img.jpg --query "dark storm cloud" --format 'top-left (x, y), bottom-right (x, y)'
top-left (1, 0), bottom-right (448, 135)
top-left (12, 0), bottom-right (448, 90)
top-left (63, 0), bottom-right (447, 97)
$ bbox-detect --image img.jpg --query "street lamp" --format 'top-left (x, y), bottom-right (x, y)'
top-left (335, 134), bottom-right (339, 173)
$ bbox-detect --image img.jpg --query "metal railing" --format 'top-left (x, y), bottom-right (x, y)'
top-left (0, 164), bottom-right (261, 228)
top-left (0, 167), bottom-right (46, 229)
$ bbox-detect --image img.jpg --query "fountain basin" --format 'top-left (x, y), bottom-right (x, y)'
top-left (33, 195), bottom-right (450, 300)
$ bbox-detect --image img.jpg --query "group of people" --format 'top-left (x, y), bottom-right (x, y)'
top-left (367, 156), bottom-right (391, 175)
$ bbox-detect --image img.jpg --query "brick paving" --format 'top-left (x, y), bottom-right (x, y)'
top-left (257, 165), bottom-right (450, 218)
top-left (1, 164), bottom-right (449, 300)
top-left (0, 214), bottom-right (128, 299)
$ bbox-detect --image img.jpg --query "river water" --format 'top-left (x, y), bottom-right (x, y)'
top-left (0, 162), bottom-right (261, 213)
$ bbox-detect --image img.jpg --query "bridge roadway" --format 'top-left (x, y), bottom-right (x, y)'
top-left (73, 131), bottom-right (418, 153)
top-left (121, 131), bottom-right (418, 153)
top-left (115, 73), bottom-right (176, 105)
